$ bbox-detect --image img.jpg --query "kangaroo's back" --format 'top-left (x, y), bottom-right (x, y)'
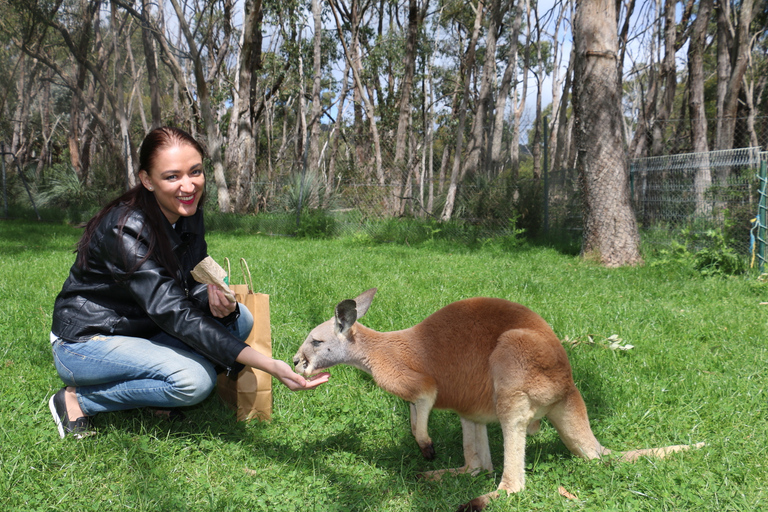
top-left (408, 297), bottom-right (571, 415)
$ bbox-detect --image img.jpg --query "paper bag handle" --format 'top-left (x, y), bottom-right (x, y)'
top-left (224, 257), bottom-right (231, 285)
top-left (240, 258), bottom-right (254, 294)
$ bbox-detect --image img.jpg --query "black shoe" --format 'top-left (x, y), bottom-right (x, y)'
top-left (48, 388), bottom-right (95, 439)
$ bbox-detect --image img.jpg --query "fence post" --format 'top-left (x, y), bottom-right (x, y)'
top-left (758, 158), bottom-right (768, 272)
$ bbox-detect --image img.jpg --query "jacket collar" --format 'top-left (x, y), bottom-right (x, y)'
top-left (165, 208), bottom-right (204, 252)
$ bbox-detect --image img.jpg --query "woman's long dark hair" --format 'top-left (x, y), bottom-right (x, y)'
top-left (75, 127), bottom-right (207, 279)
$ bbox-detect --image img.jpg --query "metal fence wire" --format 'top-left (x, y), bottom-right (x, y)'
top-left (205, 148), bottom-right (768, 262)
top-left (629, 148), bottom-right (767, 256)
top-left (545, 148), bottom-right (768, 260)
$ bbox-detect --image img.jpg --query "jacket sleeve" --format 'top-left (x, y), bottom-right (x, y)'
top-left (99, 217), bottom-right (246, 371)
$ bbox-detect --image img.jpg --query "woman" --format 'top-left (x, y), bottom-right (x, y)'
top-left (49, 127), bottom-right (328, 439)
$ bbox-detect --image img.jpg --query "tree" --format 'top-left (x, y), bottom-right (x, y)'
top-left (715, 0), bottom-right (757, 151)
top-left (330, 0), bottom-right (384, 187)
top-left (441, 0), bottom-right (484, 221)
top-left (573, 0), bottom-right (642, 266)
top-left (393, 0), bottom-right (427, 214)
top-left (167, 0), bottom-right (234, 212)
top-left (688, 0), bottom-right (714, 214)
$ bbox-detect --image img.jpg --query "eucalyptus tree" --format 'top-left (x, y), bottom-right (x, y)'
top-left (440, 0), bottom-right (484, 221)
top-left (714, 0), bottom-right (757, 152)
top-left (166, 0), bottom-right (235, 211)
top-left (573, 0), bottom-right (642, 266)
top-left (329, 0), bottom-right (384, 186)
top-left (393, 0), bottom-right (428, 215)
top-left (489, 0), bottom-right (526, 177)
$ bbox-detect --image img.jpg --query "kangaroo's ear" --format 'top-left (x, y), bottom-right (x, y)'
top-left (335, 299), bottom-right (358, 336)
top-left (354, 288), bottom-right (377, 319)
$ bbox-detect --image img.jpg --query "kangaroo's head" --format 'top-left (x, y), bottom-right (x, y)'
top-left (293, 288), bottom-right (377, 377)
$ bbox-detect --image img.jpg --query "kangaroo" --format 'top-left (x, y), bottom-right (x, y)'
top-left (293, 288), bottom-right (704, 512)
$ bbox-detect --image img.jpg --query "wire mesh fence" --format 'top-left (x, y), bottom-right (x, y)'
top-left (520, 148), bottom-right (768, 258)
top-left (207, 147), bottom-right (768, 261)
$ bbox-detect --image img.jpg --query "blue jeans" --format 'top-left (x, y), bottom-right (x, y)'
top-left (51, 305), bottom-right (253, 416)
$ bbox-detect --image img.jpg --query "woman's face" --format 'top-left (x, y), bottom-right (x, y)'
top-left (139, 143), bottom-right (205, 224)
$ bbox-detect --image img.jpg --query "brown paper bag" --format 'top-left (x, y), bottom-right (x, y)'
top-left (216, 259), bottom-right (273, 421)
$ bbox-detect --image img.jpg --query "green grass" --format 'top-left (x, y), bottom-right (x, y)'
top-left (1, 219), bottom-right (766, 511)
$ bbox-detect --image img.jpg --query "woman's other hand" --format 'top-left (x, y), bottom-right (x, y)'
top-left (208, 284), bottom-right (237, 318)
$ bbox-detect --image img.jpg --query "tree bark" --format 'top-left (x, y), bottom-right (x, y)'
top-left (463, 0), bottom-right (500, 182)
top-left (650, 0), bottom-right (680, 157)
top-left (141, 0), bottom-right (162, 130)
top-left (490, 0), bottom-right (525, 177)
top-left (714, 0), bottom-right (755, 151)
top-left (688, 0), bottom-right (713, 214)
top-left (330, 0), bottom-right (384, 186)
top-left (393, 0), bottom-right (425, 214)
top-left (573, 0), bottom-right (642, 267)
top-left (308, 0), bottom-right (323, 180)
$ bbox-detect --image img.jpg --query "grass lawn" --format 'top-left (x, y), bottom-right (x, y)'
top-left (1, 219), bottom-right (766, 511)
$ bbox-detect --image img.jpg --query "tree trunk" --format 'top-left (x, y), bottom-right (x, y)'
top-left (530, 4), bottom-right (543, 181)
top-left (650, 0), bottom-right (679, 157)
top-left (168, 0), bottom-right (231, 212)
top-left (463, 0), bottom-right (500, 181)
top-left (111, 2), bottom-right (136, 188)
top-left (393, 0), bottom-right (425, 214)
top-left (330, 0), bottom-right (384, 186)
top-left (573, 0), bottom-right (642, 267)
top-left (141, 0), bottom-right (162, 130)
top-left (308, 0), bottom-right (323, 178)
top-left (441, 0), bottom-right (484, 221)
top-left (490, 0), bottom-right (525, 177)
top-left (714, 0), bottom-right (755, 151)
top-left (688, 0), bottom-right (713, 215)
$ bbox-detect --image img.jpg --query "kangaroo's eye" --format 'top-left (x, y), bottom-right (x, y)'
top-left (311, 339), bottom-right (323, 347)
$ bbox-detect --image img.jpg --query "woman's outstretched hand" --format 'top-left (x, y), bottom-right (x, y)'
top-left (237, 346), bottom-right (330, 391)
top-left (270, 359), bottom-right (330, 391)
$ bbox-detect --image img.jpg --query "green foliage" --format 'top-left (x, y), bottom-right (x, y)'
top-left (34, 162), bottom-right (99, 224)
top-left (650, 217), bottom-right (749, 277)
top-left (294, 209), bottom-right (337, 238)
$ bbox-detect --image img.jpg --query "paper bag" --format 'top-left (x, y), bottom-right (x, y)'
top-left (216, 259), bottom-right (273, 421)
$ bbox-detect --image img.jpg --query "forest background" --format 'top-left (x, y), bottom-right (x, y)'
top-left (1, 0), bottom-right (767, 265)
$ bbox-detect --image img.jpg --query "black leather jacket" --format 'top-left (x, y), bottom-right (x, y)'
top-left (52, 205), bottom-right (245, 373)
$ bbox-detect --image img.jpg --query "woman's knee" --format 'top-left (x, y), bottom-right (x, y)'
top-left (168, 361), bottom-right (217, 406)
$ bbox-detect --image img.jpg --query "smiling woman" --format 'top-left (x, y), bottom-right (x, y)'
top-left (47, 126), bottom-right (328, 440)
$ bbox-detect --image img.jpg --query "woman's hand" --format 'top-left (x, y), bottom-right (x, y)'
top-left (270, 359), bottom-right (330, 391)
top-left (208, 284), bottom-right (236, 318)
top-left (236, 346), bottom-right (330, 391)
